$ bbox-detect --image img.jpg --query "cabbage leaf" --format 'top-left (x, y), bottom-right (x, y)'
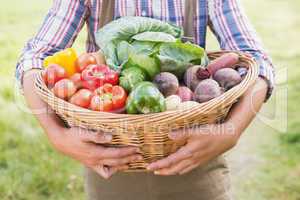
top-left (132, 32), bottom-right (176, 43)
top-left (157, 42), bottom-right (205, 78)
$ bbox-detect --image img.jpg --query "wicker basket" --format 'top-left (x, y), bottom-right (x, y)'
top-left (35, 51), bottom-right (258, 171)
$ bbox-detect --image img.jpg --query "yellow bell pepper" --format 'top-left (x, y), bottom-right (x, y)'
top-left (43, 48), bottom-right (78, 77)
top-left (43, 56), bottom-right (56, 67)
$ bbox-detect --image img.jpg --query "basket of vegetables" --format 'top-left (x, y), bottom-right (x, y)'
top-left (35, 17), bottom-right (258, 171)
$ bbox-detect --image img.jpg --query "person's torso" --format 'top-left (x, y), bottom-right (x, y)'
top-left (86, 0), bottom-right (208, 52)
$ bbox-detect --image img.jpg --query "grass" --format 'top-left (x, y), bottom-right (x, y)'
top-left (0, 0), bottom-right (299, 199)
top-left (0, 1), bottom-right (85, 199)
top-left (227, 0), bottom-right (300, 199)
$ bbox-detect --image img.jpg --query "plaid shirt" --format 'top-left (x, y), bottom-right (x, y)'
top-left (16, 0), bottom-right (275, 99)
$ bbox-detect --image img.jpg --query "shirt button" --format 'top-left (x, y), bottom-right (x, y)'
top-left (141, 10), bottom-right (147, 16)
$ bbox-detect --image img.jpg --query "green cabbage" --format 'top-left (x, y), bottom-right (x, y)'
top-left (96, 16), bottom-right (183, 71)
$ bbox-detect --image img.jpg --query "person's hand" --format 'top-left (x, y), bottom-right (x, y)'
top-left (22, 69), bottom-right (142, 179)
top-left (53, 127), bottom-right (142, 179)
top-left (146, 123), bottom-right (239, 175)
top-left (146, 77), bottom-right (269, 176)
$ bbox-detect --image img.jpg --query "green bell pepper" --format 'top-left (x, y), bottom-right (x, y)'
top-left (119, 67), bottom-right (147, 92)
top-left (126, 82), bottom-right (166, 114)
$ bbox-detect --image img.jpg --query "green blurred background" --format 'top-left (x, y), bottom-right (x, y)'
top-left (0, 0), bottom-right (299, 199)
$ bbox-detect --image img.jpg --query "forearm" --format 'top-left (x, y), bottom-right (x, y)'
top-left (226, 77), bottom-right (268, 139)
top-left (23, 69), bottom-right (65, 145)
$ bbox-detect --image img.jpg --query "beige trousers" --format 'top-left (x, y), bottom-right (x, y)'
top-left (84, 156), bottom-right (233, 200)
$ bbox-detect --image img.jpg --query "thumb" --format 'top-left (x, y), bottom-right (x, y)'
top-left (98, 165), bottom-right (125, 179)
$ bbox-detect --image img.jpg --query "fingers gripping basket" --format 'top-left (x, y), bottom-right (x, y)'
top-left (35, 51), bottom-right (259, 171)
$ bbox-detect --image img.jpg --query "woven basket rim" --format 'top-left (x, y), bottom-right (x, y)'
top-left (35, 51), bottom-right (259, 120)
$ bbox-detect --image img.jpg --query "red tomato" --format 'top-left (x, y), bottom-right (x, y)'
top-left (102, 83), bottom-right (113, 93)
top-left (42, 64), bottom-right (67, 87)
top-left (75, 53), bottom-right (97, 72)
top-left (90, 84), bottom-right (127, 112)
top-left (70, 73), bottom-right (83, 89)
top-left (94, 84), bottom-right (113, 96)
top-left (81, 64), bottom-right (119, 91)
top-left (90, 95), bottom-right (113, 112)
top-left (112, 86), bottom-right (127, 110)
top-left (69, 89), bottom-right (92, 108)
top-left (53, 79), bottom-right (77, 100)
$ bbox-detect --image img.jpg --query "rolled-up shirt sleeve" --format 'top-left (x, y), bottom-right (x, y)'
top-left (208, 0), bottom-right (275, 101)
top-left (15, 0), bottom-right (88, 88)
